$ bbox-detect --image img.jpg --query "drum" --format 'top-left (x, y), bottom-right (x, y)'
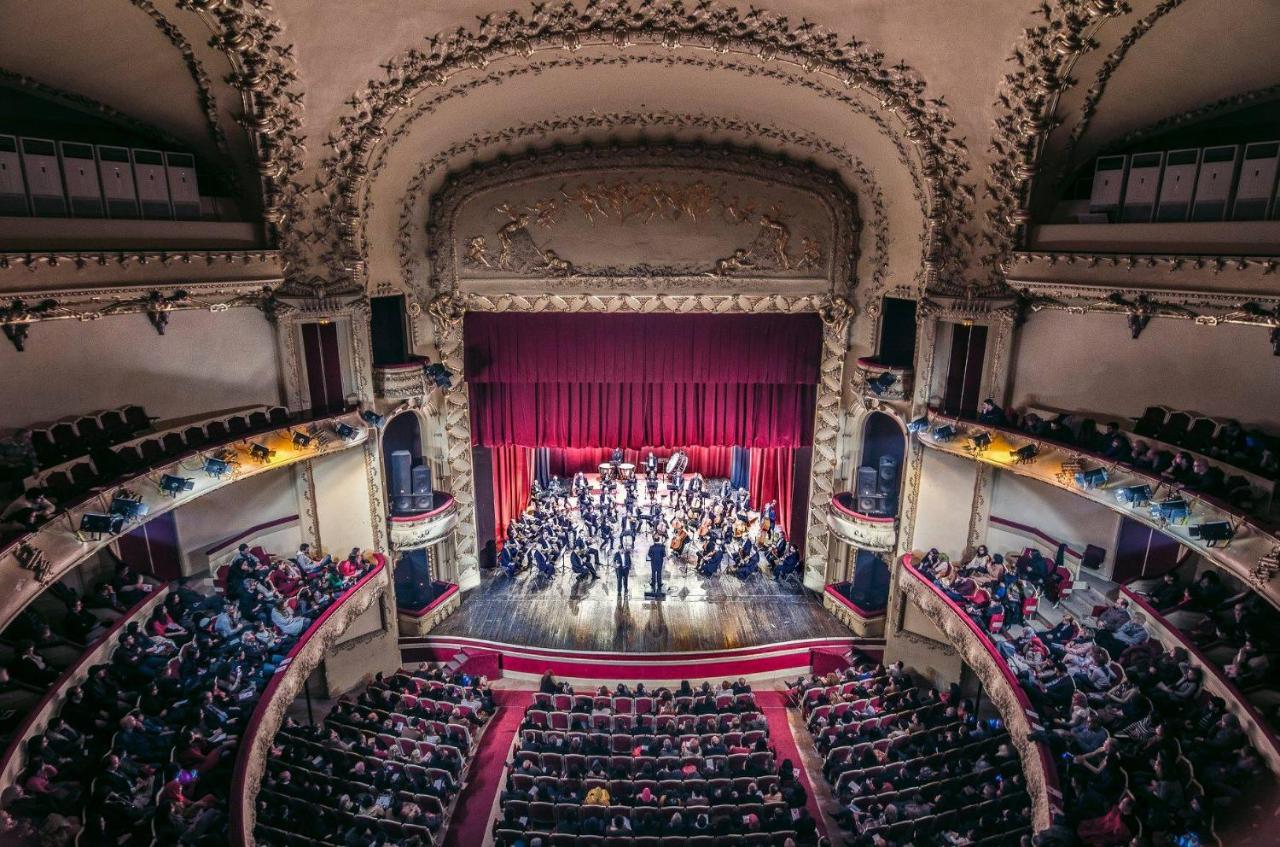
top-left (598, 462), bottom-right (615, 481)
top-left (619, 462), bottom-right (636, 481)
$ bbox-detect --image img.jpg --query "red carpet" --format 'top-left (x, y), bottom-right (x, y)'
top-left (444, 689), bottom-right (533, 847)
top-left (756, 690), bottom-right (828, 840)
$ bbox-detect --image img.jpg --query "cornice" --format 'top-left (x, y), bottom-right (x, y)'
top-left (316, 0), bottom-right (971, 296)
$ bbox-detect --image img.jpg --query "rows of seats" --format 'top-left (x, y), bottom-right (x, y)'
top-left (255, 664), bottom-right (494, 847)
top-left (913, 545), bottom-right (1273, 846)
top-left (0, 543), bottom-right (374, 847)
top-left (26, 404), bottom-right (153, 469)
top-left (1131, 406), bottom-right (1278, 479)
top-left (495, 680), bottom-right (820, 847)
top-left (787, 663), bottom-right (1034, 846)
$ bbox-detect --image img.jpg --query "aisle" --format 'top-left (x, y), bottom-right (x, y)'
top-left (444, 689), bottom-right (533, 847)
top-left (756, 690), bottom-right (829, 840)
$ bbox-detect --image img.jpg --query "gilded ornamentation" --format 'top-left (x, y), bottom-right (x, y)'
top-left (388, 499), bottom-right (460, 551)
top-left (826, 508), bottom-right (898, 553)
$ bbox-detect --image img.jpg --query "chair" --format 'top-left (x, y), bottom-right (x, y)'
top-left (76, 415), bottom-right (106, 447)
top-left (248, 410), bottom-right (270, 430)
top-left (29, 429), bottom-right (60, 467)
top-left (268, 405), bottom-right (290, 425)
top-left (161, 432), bottom-right (186, 457)
top-left (227, 415), bottom-right (250, 435)
top-left (1183, 417), bottom-right (1217, 453)
top-left (121, 404), bottom-right (151, 433)
top-left (68, 460), bottom-right (98, 491)
top-left (1158, 410), bottom-right (1191, 445)
top-left (99, 408), bottom-right (128, 440)
top-left (205, 420), bottom-right (229, 441)
top-left (137, 439), bottom-right (166, 465)
top-left (182, 425), bottom-right (208, 447)
top-left (1133, 406), bottom-right (1166, 438)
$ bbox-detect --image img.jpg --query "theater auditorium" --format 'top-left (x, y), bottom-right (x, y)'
top-left (1, 2), bottom-right (1278, 846)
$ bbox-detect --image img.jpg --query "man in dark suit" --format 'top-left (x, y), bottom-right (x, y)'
top-left (647, 537), bottom-right (666, 595)
top-left (614, 549), bottom-right (631, 596)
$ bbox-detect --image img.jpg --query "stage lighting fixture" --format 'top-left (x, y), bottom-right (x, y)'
top-left (969, 432), bottom-right (992, 452)
top-left (1074, 467), bottom-right (1108, 490)
top-left (907, 417), bottom-right (930, 434)
top-left (291, 430), bottom-right (313, 449)
top-left (110, 494), bottom-right (148, 522)
top-left (159, 474), bottom-right (194, 497)
top-left (334, 422), bottom-right (359, 441)
top-left (1189, 521), bottom-right (1234, 546)
top-left (1115, 484), bottom-right (1152, 506)
top-left (933, 425), bottom-right (956, 442)
top-left (203, 456), bottom-right (231, 479)
top-left (1010, 444), bottom-right (1039, 464)
top-left (360, 410), bottom-right (384, 427)
top-left (249, 443), bottom-right (275, 463)
top-left (1150, 497), bottom-right (1190, 524)
top-left (425, 362), bottom-right (454, 390)
top-left (867, 371), bottom-right (897, 396)
top-left (79, 512), bottom-right (124, 536)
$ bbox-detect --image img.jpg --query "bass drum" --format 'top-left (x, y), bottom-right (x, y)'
top-left (598, 462), bottom-right (616, 481)
top-left (618, 462), bottom-right (636, 481)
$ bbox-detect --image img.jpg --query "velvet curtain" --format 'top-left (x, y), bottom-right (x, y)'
top-left (465, 312), bottom-right (821, 449)
top-left (543, 446), bottom-right (734, 478)
top-left (749, 447), bottom-right (795, 540)
top-left (491, 445), bottom-right (532, 543)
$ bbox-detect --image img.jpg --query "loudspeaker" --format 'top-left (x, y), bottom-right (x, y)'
top-left (858, 493), bottom-right (888, 514)
top-left (855, 466), bottom-right (879, 498)
top-left (389, 449), bottom-right (413, 513)
top-left (411, 464), bottom-right (434, 511)
top-left (878, 455), bottom-right (899, 490)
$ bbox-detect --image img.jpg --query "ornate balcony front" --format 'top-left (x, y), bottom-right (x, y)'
top-left (373, 361), bottom-right (427, 401)
top-left (827, 492), bottom-right (898, 552)
top-left (854, 356), bottom-right (913, 402)
top-left (388, 493), bottom-right (458, 551)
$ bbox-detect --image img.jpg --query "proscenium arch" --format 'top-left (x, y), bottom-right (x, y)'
top-left (313, 0), bottom-right (974, 293)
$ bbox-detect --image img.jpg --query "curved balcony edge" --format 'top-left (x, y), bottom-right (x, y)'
top-left (0, 586), bottom-right (172, 791)
top-left (854, 357), bottom-right (913, 402)
top-left (0, 411), bottom-right (370, 634)
top-left (388, 493), bottom-right (459, 551)
top-left (898, 555), bottom-right (1061, 832)
top-left (373, 361), bottom-right (427, 400)
top-left (229, 557), bottom-right (390, 847)
top-left (822, 583), bottom-right (886, 637)
top-left (827, 492), bottom-right (898, 552)
top-left (918, 414), bottom-right (1280, 613)
top-left (397, 582), bottom-right (461, 637)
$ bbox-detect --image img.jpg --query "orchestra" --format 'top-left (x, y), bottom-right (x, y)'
top-left (495, 450), bottom-right (799, 592)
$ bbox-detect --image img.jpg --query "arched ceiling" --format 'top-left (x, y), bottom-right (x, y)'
top-left (1, 0), bottom-right (1276, 298)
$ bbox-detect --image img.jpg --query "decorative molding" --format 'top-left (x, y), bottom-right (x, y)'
top-left (983, 0), bottom-right (1130, 289)
top-left (852, 357), bottom-right (913, 403)
top-left (373, 363), bottom-right (428, 400)
top-left (0, 249), bottom-right (280, 274)
top-left (317, 1), bottom-right (971, 293)
top-left (426, 143), bottom-right (860, 299)
top-left (1106, 81), bottom-right (1280, 154)
top-left (826, 497), bottom-right (899, 553)
top-left (388, 499), bottom-right (459, 552)
top-left (822, 589), bottom-right (886, 638)
top-left (397, 586), bottom-right (461, 638)
top-left (1011, 250), bottom-right (1280, 276)
top-left (891, 625), bottom-right (958, 657)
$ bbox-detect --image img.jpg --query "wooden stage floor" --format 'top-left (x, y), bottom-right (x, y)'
top-left (432, 558), bottom-right (850, 653)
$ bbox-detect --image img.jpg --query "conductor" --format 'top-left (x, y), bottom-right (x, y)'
top-left (646, 536), bottom-right (666, 597)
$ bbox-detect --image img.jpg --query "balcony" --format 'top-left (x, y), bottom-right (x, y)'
top-left (898, 555), bottom-right (1061, 831)
top-left (388, 493), bottom-right (458, 551)
top-left (854, 356), bottom-right (913, 402)
top-left (827, 492), bottom-right (898, 552)
top-left (822, 583), bottom-right (885, 637)
top-left (373, 361), bottom-right (427, 401)
top-left (917, 413), bottom-right (1280, 611)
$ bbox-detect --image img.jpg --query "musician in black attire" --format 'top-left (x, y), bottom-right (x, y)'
top-left (614, 549), bottom-right (631, 596)
top-left (647, 537), bottom-right (666, 594)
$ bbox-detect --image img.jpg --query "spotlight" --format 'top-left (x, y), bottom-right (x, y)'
top-left (1010, 444), bottom-right (1039, 464)
top-left (361, 409), bottom-right (384, 427)
top-left (203, 456), bottom-right (231, 479)
top-left (1189, 521), bottom-right (1233, 546)
top-left (1150, 497), bottom-right (1190, 524)
top-left (1074, 467), bottom-right (1108, 490)
top-left (933, 425), bottom-right (956, 442)
top-left (867, 372), bottom-right (897, 396)
top-left (969, 432), bottom-right (992, 452)
top-left (907, 417), bottom-right (930, 434)
top-left (79, 512), bottom-right (124, 536)
top-left (109, 494), bottom-right (148, 522)
top-left (159, 474), bottom-right (194, 497)
top-left (249, 443), bottom-right (275, 463)
top-left (425, 362), bottom-right (454, 390)
top-left (291, 430), bottom-right (314, 449)
top-left (334, 422), bottom-right (359, 441)
top-left (1114, 484), bottom-right (1152, 506)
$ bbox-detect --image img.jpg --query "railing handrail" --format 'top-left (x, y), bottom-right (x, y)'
top-left (823, 583), bottom-right (886, 618)
top-left (398, 582), bottom-right (459, 618)
top-left (830, 492), bottom-right (898, 524)
top-left (899, 554), bottom-right (1062, 822)
top-left (0, 585), bottom-right (171, 789)
top-left (228, 555), bottom-right (388, 846)
top-left (388, 493), bottom-right (456, 522)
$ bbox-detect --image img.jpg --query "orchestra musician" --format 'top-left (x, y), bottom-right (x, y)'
top-left (610, 447), bottom-right (625, 464)
top-left (645, 451), bottom-right (659, 478)
top-left (774, 543), bottom-right (801, 583)
top-left (647, 536), bottom-right (666, 594)
top-left (614, 548), bottom-right (631, 595)
top-left (570, 542), bottom-right (598, 581)
top-left (620, 513), bottom-right (639, 550)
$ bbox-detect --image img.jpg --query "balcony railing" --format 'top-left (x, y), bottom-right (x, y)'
top-left (899, 555), bottom-right (1061, 831)
top-left (918, 412), bottom-right (1280, 612)
top-left (822, 583), bottom-right (885, 637)
top-left (854, 356), bottom-right (913, 402)
top-left (388, 493), bottom-right (458, 551)
top-left (0, 409), bottom-right (370, 634)
top-left (827, 491), bottom-right (898, 552)
top-left (373, 361), bottom-right (427, 400)
top-left (230, 557), bottom-right (389, 846)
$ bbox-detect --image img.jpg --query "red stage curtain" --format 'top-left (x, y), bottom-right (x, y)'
top-left (465, 312), bottom-right (821, 449)
top-left (491, 445), bottom-right (532, 543)
top-left (545, 446), bottom-right (733, 478)
top-left (749, 447), bottom-right (795, 540)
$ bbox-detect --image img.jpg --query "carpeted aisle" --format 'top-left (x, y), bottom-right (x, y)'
top-left (756, 690), bottom-right (828, 840)
top-left (444, 689), bottom-right (533, 847)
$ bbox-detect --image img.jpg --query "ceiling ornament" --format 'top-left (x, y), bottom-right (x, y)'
top-left (392, 111), bottom-right (892, 324)
top-left (425, 143), bottom-right (860, 300)
top-left (983, 0), bottom-right (1131, 290)
top-left (1103, 81), bottom-right (1280, 154)
top-left (317, 1), bottom-right (970, 295)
